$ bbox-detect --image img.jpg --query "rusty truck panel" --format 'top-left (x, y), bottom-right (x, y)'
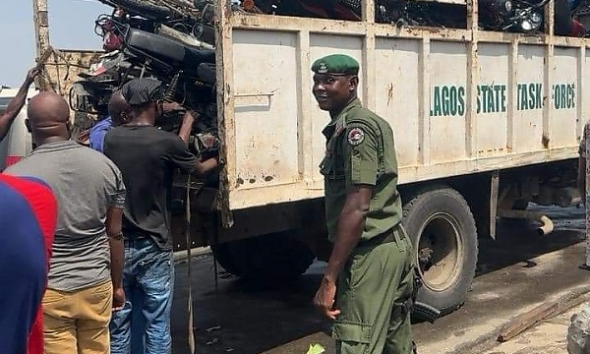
top-left (216, 2), bottom-right (586, 213)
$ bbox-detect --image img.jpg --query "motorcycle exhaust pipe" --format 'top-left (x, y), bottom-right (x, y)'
top-left (157, 24), bottom-right (215, 51)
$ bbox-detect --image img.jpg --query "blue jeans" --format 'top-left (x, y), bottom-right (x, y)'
top-left (109, 236), bottom-right (175, 354)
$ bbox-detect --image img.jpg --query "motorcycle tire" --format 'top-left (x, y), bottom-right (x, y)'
top-left (109, 0), bottom-right (172, 20)
top-left (197, 63), bottom-right (216, 86)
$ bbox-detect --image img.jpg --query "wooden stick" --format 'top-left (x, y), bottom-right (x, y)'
top-left (497, 302), bottom-right (559, 342)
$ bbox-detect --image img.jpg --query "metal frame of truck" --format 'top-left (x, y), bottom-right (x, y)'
top-left (33, 0), bottom-right (586, 316)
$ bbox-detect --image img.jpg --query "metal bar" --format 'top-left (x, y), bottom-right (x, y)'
top-left (542, 0), bottom-right (555, 149)
top-left (32, 0), bottom-right (49, 60)
top-left (296, 30), bottom-right (313, 183)
top-left (578, 46), bottom-right (585, 141)
top-left (543, 42), bottom-right (554, 149)
top-left (362, 0), bottom-right (375, 23)
top-left (216, 0), bottom-right (236, 228)
top-left (507, 39), bottom-right (518, 152)
top-left (374, 25), bottom-right (470, 41)
top-left (418, 36), bottom-right (431, 165)
top-left (229, 14), bottom-right (482, 42)
top-left (545, 0), bottom-right (555, 37)
top-left (466, 0), bottom-right (479, 158)
top-left (32, 0), bottom-right (51, 90)
top-left (361, 9), bottom-right (377, 111)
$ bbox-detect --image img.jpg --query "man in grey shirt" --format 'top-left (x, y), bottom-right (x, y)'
top-left (4, 91), bottom-right (126, 354)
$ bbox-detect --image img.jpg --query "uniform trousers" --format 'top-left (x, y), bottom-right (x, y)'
top-left (333, 225), bottom-right (415, 354)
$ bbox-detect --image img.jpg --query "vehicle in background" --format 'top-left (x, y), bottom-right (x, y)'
top-left (0, 88), bottom-right (36, 172)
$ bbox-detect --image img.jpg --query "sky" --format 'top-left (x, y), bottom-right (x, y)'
top-left (1, 0), bottom-right (106, 87)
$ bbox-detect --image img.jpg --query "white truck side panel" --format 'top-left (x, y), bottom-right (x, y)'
top-left (218, 13), bottom-right (587, 211)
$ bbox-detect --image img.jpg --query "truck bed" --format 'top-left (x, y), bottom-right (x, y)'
top-left (217, 9), bottom-right (587, 212)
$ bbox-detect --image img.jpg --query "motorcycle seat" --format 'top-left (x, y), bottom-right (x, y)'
top-left (184, 46), bottom-right (216, 68)
top-left (125, 27), bottom-right (215, 68)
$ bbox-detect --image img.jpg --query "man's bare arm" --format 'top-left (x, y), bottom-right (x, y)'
top-left (106, 206), bottom-right (124, 290)
top-left (579, 156), bottom-right (586, 202)
top-left (177, 111), bottom-right (196, 144)
top-left (161, 101), bottom-right (196, 144)
top-left (0, 68), bottom-right (39, 141)
top-left (323, 185), bottom-right (372, 283)
top-left (193, 157), bottom-right (218, 176)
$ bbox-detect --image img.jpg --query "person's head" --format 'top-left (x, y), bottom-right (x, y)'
top-left (25, 91), bottom-right (72, 146)
top-left (311, 54), bottom-right (360, 115)
top-left (108, 90), bottom-right (132, 127)
top-left (120, 78), bottom-right (165, 124)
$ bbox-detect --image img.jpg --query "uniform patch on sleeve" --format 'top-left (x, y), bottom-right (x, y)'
top-left (347, 127), bottom-right (365, 146)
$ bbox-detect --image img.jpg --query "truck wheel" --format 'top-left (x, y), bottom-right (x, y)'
top-left (402, 185), bottom-right (478, 315)
top-left (210, 242), bottom-right (242, 277)
top-left (211, 230), bottom-right (316, 283)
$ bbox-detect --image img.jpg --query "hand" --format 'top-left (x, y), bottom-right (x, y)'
top-left (313, 277), bottom-right (340, 320)
top-left (199, 133), bottom-right (219, 149)
top-left (162, 101), bottom-right (185, 114)
top-left (25, 68), bottom-right (40, 84)
top-left (112, 287), bottom-right (126, 312)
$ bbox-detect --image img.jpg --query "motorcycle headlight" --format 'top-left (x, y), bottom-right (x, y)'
top-left (521, 19), bottom-right (534, 31)
top-left (504, 0), bottom-right (513, 12)
top-left (530, 12), bottom-right (543, 24)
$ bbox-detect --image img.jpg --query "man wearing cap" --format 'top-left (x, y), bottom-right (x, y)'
top-left (104, 78), bottom-right (218, 354)
top-left (311, 54), bottom-right (415, 354)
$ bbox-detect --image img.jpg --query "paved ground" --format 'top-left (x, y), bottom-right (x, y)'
top-left (166, 204), bottom-right (590, 354)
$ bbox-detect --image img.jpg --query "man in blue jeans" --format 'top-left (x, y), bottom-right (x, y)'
top-left (104, 78), bottom-right (218, 354)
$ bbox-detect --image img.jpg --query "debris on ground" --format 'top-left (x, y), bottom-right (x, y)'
top-left (497, 302), bottom-right (558, 342)
top-left (306, 343), bottom-right (326, 354)
top-left (567, 302), bottom-right (590, 354)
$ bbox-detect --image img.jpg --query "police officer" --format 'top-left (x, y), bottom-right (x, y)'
top-left (311, 54), bottom-right (415, 354)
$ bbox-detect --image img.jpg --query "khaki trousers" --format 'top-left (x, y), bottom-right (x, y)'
top-left (43, 280), bottom-right (113, 354)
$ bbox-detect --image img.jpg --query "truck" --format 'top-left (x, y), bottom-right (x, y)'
top-left (32, 0), bottom-right (588, 317)
top-left (0, 87), bottom-right (36, 171)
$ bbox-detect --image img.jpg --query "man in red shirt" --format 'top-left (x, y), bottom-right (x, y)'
top-left (0, 173), bottom-right (57, 354)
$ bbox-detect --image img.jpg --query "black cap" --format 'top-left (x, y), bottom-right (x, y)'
top-left (121, 78), bottom-right (164, 106)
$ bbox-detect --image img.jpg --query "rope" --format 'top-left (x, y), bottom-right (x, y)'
top-left (185, 175), bottom-right (196, 353)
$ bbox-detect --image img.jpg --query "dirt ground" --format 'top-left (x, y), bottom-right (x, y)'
top-left (482, 299), bottom-right (590, 354)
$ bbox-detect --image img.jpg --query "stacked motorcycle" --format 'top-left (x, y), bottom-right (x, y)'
top-left (70, 0), bottom-right (590, 155)
top-left (71, 0), bottom-right (220, 157)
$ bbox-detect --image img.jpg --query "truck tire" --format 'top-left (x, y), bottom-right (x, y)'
top-left (402, 185), bottom-right (478, 315)
top-left (210, 242), bottom-right (243, 277)
top-left (210, 230), bottom-right (316, 283)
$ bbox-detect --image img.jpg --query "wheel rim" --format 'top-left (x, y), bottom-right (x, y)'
top-left (416, 212), bottom-right (464, 292)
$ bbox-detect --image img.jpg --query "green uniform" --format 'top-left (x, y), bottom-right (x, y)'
top-left (314, 54), bottom-right (415, 354)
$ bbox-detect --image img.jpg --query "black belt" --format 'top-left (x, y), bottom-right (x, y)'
top-left (357, 225), bottom-right (404, 248)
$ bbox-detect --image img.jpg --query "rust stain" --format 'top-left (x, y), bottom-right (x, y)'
top-left (542, 134), bottom-right (550, 148)
top-left (387, 83), bottom-right (394, 106)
